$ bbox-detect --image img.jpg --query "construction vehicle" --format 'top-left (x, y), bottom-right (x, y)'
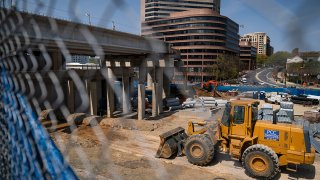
top-left (193, 80), bottom-right (222, 97)
top-left (156, 100), bottom-right (315, 179)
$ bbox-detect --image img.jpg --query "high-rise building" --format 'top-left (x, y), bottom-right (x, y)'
top-left (240, 32), bottom-right (273, 56)
top-left (141, 0), bottom-right (221, 22)
top-left (239, 41), bottom-right (256, 71)
top-left (142, 8), bottom-right (239, 83)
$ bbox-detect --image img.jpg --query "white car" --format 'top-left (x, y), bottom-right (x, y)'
top-left (241, 78), bottom-right (247, 83)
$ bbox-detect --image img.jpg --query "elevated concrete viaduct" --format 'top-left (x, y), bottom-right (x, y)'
top-left (1, 10), bottom-right (178, 120)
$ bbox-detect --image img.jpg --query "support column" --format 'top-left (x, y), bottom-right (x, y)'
top-left (163, 67), bottom-right (174, 98)
top-left (51, 51), bottom-right (64, 70)
top-left (67, 80), bottom-right (75, 114)
top-left (138, 84), bottom-right (145, 120)
top-left (152, 82), bottom-right (158, 117)
top-left (122, 70), bottom-right (131, 114)
top-left (147, 71), bottom-right (153, 90)
top-left (106, 68), bottom-right (115, 118)
top-left (89, 81), bottom-right (97, 115)
top-left (96, 80), bottom-right (102, 116)
top-left (156, 68), bottom-right (164, 114)
top-left (138, 60), bottom-right (147, 120)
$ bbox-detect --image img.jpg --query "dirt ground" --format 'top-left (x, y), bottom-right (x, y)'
top-left (48, 101), bottom-right (320, 180)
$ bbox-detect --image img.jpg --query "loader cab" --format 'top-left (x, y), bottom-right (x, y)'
top-left (220, 101), bottom-right (259, 138)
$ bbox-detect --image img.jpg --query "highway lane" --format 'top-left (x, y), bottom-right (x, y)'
top-left (244, 68), bottom-right (284, 87)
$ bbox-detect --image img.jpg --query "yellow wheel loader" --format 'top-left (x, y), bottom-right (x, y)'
top-left (155, 100), bottom-right (315, 179)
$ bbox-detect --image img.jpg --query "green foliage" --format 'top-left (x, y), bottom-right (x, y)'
top-left (287, 61), bottom-right (320, 80)
top-left (88, 56), bottom-right (95, 63)
top-left (303, 61), bottom-right (320, 75)
top-left (256, 54), bottom-right (268, 65)
top-left (209, 55), bottom-right (239, 81)
top-left (291, 48), bottom-right (299, 57)
top-left (266, 51), bottom-right (291, 66)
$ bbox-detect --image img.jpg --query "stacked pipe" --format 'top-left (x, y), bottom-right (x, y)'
top-left (182, 97), bottom-right (227, 109)
top-left (307, 95), bottom-right (320, 105)
top-left (291, 95), bottom-right (319, 105)
top-left (165, 98), bottom-right (182, 111)
top-left (215, 99), bottom-right (228, 107)
top-left (198, 97), bottom-right (217, 108)
top-left (182, 98), bottom-right (196, 108)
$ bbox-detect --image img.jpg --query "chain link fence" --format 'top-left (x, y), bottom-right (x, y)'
top-left (0, 0), bottom-right (160, 179)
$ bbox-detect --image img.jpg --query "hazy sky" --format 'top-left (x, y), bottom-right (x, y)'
top-left (20, 0), bottom-right (320, 52)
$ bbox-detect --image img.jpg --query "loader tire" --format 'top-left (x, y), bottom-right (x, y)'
top-left (242, 144), bottom-right (280, 179)
top-left (185, 134), bottom-right (215, 166)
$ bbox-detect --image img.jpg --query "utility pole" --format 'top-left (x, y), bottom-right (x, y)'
top-left (112, 21), bottom-right (116, 30)
top-left (85, 12), bottom-right (91, 26)
top-left (284, 70), bottom-right (287, 87)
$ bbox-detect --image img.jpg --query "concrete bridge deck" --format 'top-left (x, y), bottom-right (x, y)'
top-left (0, 9), bottom-right (179, 120)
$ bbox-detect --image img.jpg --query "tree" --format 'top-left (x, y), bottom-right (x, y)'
top-left (266, 51), bottom-right (290, 66)
top-left (256, 54), bottom-right (268, 66)
top-left (88, 56), bottom-right (95, 63)
top-left (211, 55), bottom-right (238, 81)
top-left (291, 48), bottom-right (299, 57)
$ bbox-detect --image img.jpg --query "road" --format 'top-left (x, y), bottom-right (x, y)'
top-left (244, 68), bottom-right (284, 87)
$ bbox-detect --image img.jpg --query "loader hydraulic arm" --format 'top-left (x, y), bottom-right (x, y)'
top-left (187, 121), bottom-right (208, 135)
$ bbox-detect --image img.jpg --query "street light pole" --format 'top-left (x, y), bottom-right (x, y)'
top-left (85, 12), bottom-right (91, 26)
top-left (112, 21), bottom-right (116, 30)
top-left (284, 70), bottom-right (287, 87)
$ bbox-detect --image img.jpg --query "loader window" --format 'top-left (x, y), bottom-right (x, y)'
top-left (221, 103), bottom-right (231, 126)
top-left (233, 106), bottom-right (245, 124)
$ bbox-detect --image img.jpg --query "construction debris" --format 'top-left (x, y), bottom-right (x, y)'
top-left (304, 110), bottom-right (320, 123)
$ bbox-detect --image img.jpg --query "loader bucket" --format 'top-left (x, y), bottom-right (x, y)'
top-left (155, 127), bottom-right (188, 158)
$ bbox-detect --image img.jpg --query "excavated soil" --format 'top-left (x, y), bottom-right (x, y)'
top-left (48, 103), bottom-right (320, 180)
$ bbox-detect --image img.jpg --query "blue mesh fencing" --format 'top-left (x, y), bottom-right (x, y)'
top-left (217, 85), bottom-right (320, 96)
top-left (0, 70), bottom-right (77, 179)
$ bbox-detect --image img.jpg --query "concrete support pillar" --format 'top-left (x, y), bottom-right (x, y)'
top-left (139, 66), bottom-right (147, 84)
top-left (122, 71), bottom-right (131, 114)
top-left (138, 84), bottom-right (145, 120)
top-left (89, 81), bottom-right (98, 115)
top-left (67, 80), bottom-right (75, 114)
top-left (138, 60), bottom-right (147, 120)
top-left (163, 67), bottom-right (174, 98)
top-left (152, 82), bottom-right (158, 117)
top-left (147, 71), bottom-right (153, 90)
top-left (130, 77), bottom-right (135, 98)
top-left (51, 51), bottom-right (64, 70)
top-left (106, 68), bottom-right (115, 118)
top-left (156, 68), bottom-right (164, 114)
top-left (96, 80), bottom-right (102, 115)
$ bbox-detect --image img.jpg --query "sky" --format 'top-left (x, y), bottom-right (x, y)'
top-left (16, 0), bottom-right (320, 52)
